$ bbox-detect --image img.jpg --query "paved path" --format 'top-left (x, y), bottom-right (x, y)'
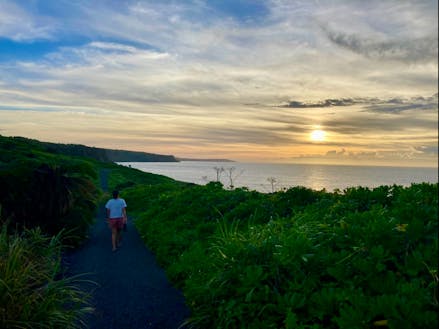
top-left (64, 170), bottom-right (190, 329)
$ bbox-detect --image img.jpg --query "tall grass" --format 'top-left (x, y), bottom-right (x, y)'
top-left (0, 226), bottom-right (93, 329)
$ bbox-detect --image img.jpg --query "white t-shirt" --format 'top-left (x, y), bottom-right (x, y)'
top-left (105, 198), bottom-right (127, 219)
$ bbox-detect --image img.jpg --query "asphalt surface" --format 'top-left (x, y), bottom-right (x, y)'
top-left (64, 171), bottom-right (191, 329)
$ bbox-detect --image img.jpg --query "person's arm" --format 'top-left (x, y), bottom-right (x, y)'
top-left (105, 207), bottom-right (111, 227)
top-left (122, 207), bottom-right (127, 223)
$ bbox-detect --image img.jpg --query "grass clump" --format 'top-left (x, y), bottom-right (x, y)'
top-left (0, 226), bottom-right (93, 329)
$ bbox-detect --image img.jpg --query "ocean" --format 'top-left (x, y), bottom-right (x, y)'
top-left (119, 161), bottom-right (438, 193)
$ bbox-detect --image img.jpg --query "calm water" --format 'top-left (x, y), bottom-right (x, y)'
top-left (119, 161), bottom-right (438, 193)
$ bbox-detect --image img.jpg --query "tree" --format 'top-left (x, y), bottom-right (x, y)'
top-left (213, 166), bottom-right (225, 182)
top-left (225, 167), bottom-right (243, 189)
top-left (267, 177), bottom-right (278, 193)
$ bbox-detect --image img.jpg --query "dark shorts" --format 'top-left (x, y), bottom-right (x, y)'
top-left (109, 218), bottom-right (124, 230)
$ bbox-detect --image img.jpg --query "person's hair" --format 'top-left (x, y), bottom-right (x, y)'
top-left (112, 190), bottom-right (119, 199)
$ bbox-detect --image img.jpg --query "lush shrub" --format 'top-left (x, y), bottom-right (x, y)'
top-left (0, 226), bottom-right (93, 328)
top-left (131, 183), bottom-right (438, 328)
top-left (104, 163), bottom-right (179, 192)
top-left (0, 162), bottom-right (98, 245)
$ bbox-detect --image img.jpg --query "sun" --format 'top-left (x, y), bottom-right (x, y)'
top-left (310, 129), bottom-right (326, 142)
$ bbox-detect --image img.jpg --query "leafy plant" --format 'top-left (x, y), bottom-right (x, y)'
top-left (0, 226), bottom-right (93, 329)
top-left (129, 182), bottom-right (438, 328)
top-left (0, 162), bottom-right (98, 245)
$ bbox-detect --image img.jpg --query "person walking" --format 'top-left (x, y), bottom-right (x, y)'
top-left (105, 190), bottom-right (127, 252)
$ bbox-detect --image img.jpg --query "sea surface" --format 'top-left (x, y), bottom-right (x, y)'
top-left (119, 161), bottom-right (438, 193)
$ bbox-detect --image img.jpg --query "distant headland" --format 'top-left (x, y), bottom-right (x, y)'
top-left (0, 135), bottom-right (177, 162)
top-left (176, 157), bottom-right (235, 162)
top-left (43, 142), bottom-right (178, 162)
top-left (0, 135), bottom-right (235, 163)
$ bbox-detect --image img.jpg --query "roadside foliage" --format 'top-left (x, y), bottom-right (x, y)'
top-left (0, 136), bottom-right (100, 245)
top-left (127, 181), bottom-right (438, 329)
top-left (0, 136), bottom-right (101, 328)
top-left (0, 135), bottom-right (180, 328)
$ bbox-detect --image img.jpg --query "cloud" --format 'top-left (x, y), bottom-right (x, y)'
top-left (44, 41), bottom-right (170, 66)
top-left (0, 1), bottom-right (56, 41)
top-left (290, 146), bottom-right (438, 167)
top-left (315, 1), bottom-right (438, 64)
top-left (363, 94), bottom-right (438, 113)
top-left (414, 145), bottom-right (438, 155)
top-left (280, 98), bottom-right (360, 108)
top-left (3, 1), bottom-right (437, 104)
top-left (325, 148), bottom-right (347, 157)
top-left (191, 126), bottom-right (294, 146)
top-left (280, 94), bottom-right (438, 113)
top-left (322, 26), bottom-right (438, 63)
top-left (323, 113), bottom-right (437, 135)
top-left (0, 1), bottom-right (437, 166)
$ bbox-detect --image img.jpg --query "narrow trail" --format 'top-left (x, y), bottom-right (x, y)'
top-left (64, 170), bottom-right (190, 329)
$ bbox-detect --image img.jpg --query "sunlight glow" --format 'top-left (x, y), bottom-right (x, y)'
top-left (310, 129), bottom-right (326, 142)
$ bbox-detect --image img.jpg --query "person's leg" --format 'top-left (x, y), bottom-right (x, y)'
top-left (117, 228), bottom-right (122, 246)
top-left (111, 227), bottom-right (118, 251)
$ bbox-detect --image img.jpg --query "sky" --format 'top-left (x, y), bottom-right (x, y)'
top-left (0, 0), bottom-right (437, 167)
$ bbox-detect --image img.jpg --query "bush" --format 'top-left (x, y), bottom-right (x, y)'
top-left (131, 183), bottom-right (438, 328)
top-left (0, 162), bottom-right (99, 245)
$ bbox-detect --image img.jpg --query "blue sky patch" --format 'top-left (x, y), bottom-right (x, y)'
top-left (209, 0), bottom-right (269, 22)
top-left (0, 37), bottom-right (159, 62)
top-left (0, 38), bottom-right (86, 62)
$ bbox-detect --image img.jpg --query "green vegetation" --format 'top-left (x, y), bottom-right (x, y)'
top-left (1, 134), bottom-right (437, 328)
top-left (0, 134), bottom-right (179, 241)
top-left (0, 226), bottom-right (93, 329)
top-left (104, 161), bottom-right (181, 192)
top-left (1, 135), bottom-right (177, 162)
top-left (0, 135), bottom-right (181, 328)
top-left (125, 182), bottom-right (438, 328)
top-left (1, 135), bottom-right (100, 244)
top-left (0, 136), bottom-right (100, 328)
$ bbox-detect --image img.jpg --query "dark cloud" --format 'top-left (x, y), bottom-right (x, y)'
top-left (280, 94), bottom-right (438, 113)
top-left (324, 149), bottom-right (384, 160)
top-left (325, 148), bottom-right (347, 156)
top-left (363, 94), bottom-right (438, 114)
top-left (281, 98), bottom-right (358, 108)
top-left (322, 26), bottom-right (438, 63)
top-left (364, 102), bottom-right (435, 113)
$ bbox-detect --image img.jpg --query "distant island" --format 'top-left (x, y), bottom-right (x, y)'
top-left (176, 158), bottom-right (235, 162)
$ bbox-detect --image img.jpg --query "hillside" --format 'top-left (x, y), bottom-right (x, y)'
top-left (0, 135), bottom-right (178, 162)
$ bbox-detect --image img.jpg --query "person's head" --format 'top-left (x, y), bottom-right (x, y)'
top-left (112, 190), bottom-right (119, 199)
